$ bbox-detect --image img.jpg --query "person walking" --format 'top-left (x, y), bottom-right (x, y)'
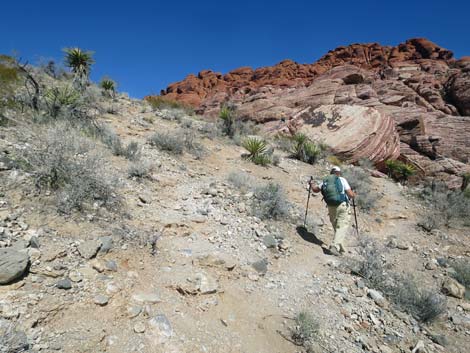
top-left (310, 166), bottom-right (356, 256)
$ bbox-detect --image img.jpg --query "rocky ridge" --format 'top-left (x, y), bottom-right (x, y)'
top-left (157, 38), bottom-right (470, 186)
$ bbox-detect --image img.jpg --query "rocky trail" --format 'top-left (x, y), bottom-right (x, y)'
top-left (1, 95), bottom-right (469, 353)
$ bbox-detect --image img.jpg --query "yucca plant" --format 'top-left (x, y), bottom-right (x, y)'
top-left (385, 159), bottom-right (416, 183)
top-left (43, 86), bottom-right (80, 117)
top-left (242, 137), bottom-right (271, 165)
top-left (219, 105), bottom-right (236, 137)
top-left (291, 133), bottom-right (321, 164)
top-left (100, 77), bottom-right (116, 97)
top-left (63, 48), bottom-right (94, 90)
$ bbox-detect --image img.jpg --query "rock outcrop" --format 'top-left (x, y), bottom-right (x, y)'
top-left (154, 38), bottom-right (470, 184)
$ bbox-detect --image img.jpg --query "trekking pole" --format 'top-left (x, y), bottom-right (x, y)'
top-left (352, 197), bottom-right (359, 237)
top-left (303, 176), bottom-right (313, 228)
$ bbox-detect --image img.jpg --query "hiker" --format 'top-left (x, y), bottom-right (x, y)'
top-left (309, 166), bottom-right (356, 256)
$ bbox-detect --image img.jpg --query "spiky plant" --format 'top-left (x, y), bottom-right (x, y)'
top-left (291, 133), bottom-right (321, 164)
top-left (242, 137), bottom-right (271, 165)
top-left (63, 48), bottom-right (94, 89)
top-left (100, 78), bottom-right (116, 97)
top-left (43, 85), bottom-right (80, 117)
top-left (219, 105), bottom-right (236, 137)
top-left (385, 159), bottom-right (416, 183)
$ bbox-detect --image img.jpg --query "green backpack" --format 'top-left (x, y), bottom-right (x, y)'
top-left (321, 175), bottom-right (348, 206)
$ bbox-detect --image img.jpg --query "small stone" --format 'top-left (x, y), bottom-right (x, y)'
top-left (78, 240), bottom-right (101, 259)
top-left (425, 261), bottom-right (437, 270)
top-left (441, 278), bottom-right (465, 299)
top-left (69, 271), bottom-right (83, 283)
top-left (367, 289), bottom-right (387, 307)
top-left (56, 278), bottom-right (72, 290)
top-left (195, 272), bottom-right (218, 294)
top-left (94, 295), bottom-right (109, 306)
top-left (411, 340), bottom-right (425, 353)
top-left (99, 236), bottom-right (113, 254)
top-left (29, 236), bottom-right (40, 249)
top-left (148, 314), bottom-right (172, 344)
top-left (105, 260), bottom-right (118, 272)
top-left (252, 258), bottom-right (268, 275)
top-left (262, 235), bottom-right (277, 249)
top-left (429, 333), bottom-right (448, 347)
top-left (127, 305), bottom-right (142, 318)
top-left (134, 322), bottom-right (146, 333)
top-left (90, 259), bottom-right (106, 273)
top-left (106, 281), bottom-right (121, 295)
top-left (132, 292), bottom-right (161, 304)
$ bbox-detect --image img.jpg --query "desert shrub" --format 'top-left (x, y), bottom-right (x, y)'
top-left (253, 183), bottom-right (289, 220)
top-left (291, 133), bottom-right (322, 164)
top-left (290, 311), bottom-right (319, 347)
top-left (387, 275), bottom-right (446, 323)
top-left (97, 126), bottom-right (141, 160)
top-left (0, 55), bottom-right (20, 120)
top-left (242, 137), bottom-right (271, 166)
top-left (271, 154), bottom-right (281, 166)
top-left (145, 96), bottom-right (193, 113)
top-left (18, 122), bottom-right (118, 213)
top-left (232, 120), bottom-right (259, 145)
top-left (418, 181), bottom-right (470, 230)
top-left (349, 237), bottom-right (446, 323)
top-left (273, 134), bottom-right (293, 152)
top-left (148, 131), bottom-right (184, 154)
top-left (450, 259), bottom-right (470, 291)
top-left (351, 237), bottom-right (390, 289)
top-left (327, 155), bottom-right (343, 166)
top-left (385, 159), bottom-right (416, 183)
top-left (63, 47), bottom-right (94, 90)
top-left (181, 127), bottom-right (205, 159)
top-left (128, 160), bottom-right (152, 179)
top-left (342, 166), bottom-right (378, 212)
top-left (227, 171), bottom-right (255, 192)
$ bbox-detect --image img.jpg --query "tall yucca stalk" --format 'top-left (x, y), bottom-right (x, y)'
top-left (63, 48), bottom-right (94, 90)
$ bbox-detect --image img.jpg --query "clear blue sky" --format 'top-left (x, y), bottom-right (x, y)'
top-left (1, 0), bottom-right (468, 98)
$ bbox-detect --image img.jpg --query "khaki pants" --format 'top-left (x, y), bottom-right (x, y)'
top-left (327, 202), bottom-right (351, 252)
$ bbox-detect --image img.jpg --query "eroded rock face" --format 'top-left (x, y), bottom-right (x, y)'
top-left (154, 38), bottom-right (470, 184)
top-left (289, 105), bottom-right (400, 164)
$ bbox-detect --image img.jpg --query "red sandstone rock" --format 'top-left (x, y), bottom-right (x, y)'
top-left (150, 38), bottom-right (470, 185)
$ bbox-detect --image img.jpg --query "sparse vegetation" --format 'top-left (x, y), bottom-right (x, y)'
top-left (17, 122), bottom-right (118, 213)
top-left (227, 171), bottom-right (255, 192)
top-left (450, 259), bottom-right (470, 293)
top-left (418, 181), bottom-right (470, 231)
top-left (385, 159), bottom-right (416, 183)
top-left (253, 182), bottom-right (289, 220)
top-left (290, 311), bottom-right (320, 348)
top-left (291, 133), bottom-right (322, 164)
top-left (145, 95), bottom-right (193, 114)
top-left (128, 160), bottom-right (152, 179)
top-left (0, 55), bottom-right (20, 122)
top-left (148, 131), bottom-right (184, 154)
top-left (242, 137), bottom-right (271, 166)
top-left (327, 155), bottom-right (343, 166)
top-left (349, 237), bottom-right (446, 323)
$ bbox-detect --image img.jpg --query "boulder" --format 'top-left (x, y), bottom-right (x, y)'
top-left (295, 104), bottom-right (400, 164)
top-left (0, 248), bottom-right (29, 285)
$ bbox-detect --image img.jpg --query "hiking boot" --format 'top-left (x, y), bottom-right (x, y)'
top-left (328, 246), bottom-right (342, 257)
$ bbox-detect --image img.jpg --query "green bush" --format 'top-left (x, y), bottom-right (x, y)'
top-left (385, 159), bottom-right (416, 182)
top-left (291, 133), bottom-right (322, 164)
top-left (43, 85), bottom-right (81, 117)
top-left (242, 137), bottom-right (271, 166)
top-left (253, 183), bottom-right (289, 220)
